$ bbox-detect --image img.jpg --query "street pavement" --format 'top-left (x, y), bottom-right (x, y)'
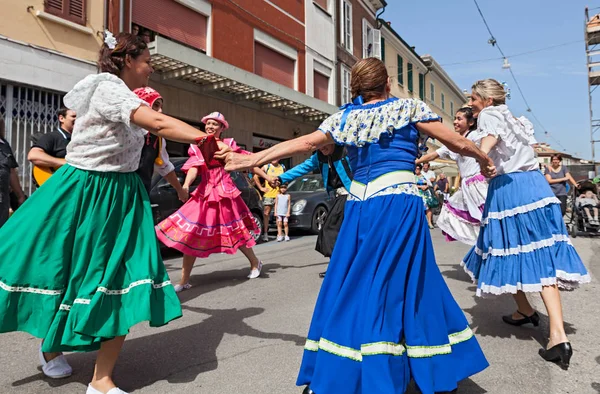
top-left (0, 230), bottom-right (598, 394)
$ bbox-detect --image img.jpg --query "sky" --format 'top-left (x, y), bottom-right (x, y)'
top-left (384, 0), bottom-right (595, 160)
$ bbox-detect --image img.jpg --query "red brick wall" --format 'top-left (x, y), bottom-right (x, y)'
top-left (211, 0), bottom-right (306, 93)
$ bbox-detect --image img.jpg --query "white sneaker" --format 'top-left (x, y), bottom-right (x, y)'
top-left (86, 384), bottom-right (129, 394)
top-left (262, 234), bottom-right (269, 242)
top-left (174, 283), bottom-right (192, 293)
top-left (284, 236), bottom-right (290, 242)
top-left (39, 344), bottom-right (72, 379)
top-left (276, 235), bottom-right (283, 242)
top-left (247, 261), bottom-right (263, 279)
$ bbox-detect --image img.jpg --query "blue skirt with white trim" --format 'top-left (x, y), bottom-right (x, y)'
top-left (462, 171), bottom-right (590, 296)
top-left (297, 186), bottom-right (488, 393)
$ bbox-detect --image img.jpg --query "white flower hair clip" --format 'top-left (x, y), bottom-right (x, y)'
top-left (501, 81), bottom-right (511, 100)
top-left (104, 30), bottom-right (117, 50)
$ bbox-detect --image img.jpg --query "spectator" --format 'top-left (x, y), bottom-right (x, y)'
top-left (254, 160), bottom-right (286, 241)
top-left (415, 164), bottom-right (435, 229)
top-left (435, 172), bottom-right (450, 202)
top-left (274, 184), bottom-right (291, 242)
top-left (0, 120), bottom-right (26, 227)
top-left (421, 161), bottom-right (437, 187)
top-left (545, 154), bottom-right (577, 216)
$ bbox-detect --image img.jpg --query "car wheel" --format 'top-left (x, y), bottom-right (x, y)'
top-left (251, 211), bottom-right (263, 242)
top-left (311, 205), bottom-right (328, 234)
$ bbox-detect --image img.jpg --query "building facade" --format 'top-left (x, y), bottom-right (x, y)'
top-left (0, 0), bottom-right (102, 193)
top-left (421, 55), bottom-right (467, 127)
top-left (335, 0), bottom-right (386, 106)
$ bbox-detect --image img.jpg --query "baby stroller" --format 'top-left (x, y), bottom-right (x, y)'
top-left (567, 179), bottom-right (600, 237)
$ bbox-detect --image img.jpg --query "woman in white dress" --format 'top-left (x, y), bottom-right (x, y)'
top-left (417, 107), bottom-right (487, 245)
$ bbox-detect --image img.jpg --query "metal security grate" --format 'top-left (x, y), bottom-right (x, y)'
top-left (0, 81), bottom-right (63, 195)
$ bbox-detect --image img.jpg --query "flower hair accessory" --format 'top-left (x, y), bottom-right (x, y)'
top-left (501, 81), bottom-right (511, 100)
top-left (104, 30), bottom-right (117, 50)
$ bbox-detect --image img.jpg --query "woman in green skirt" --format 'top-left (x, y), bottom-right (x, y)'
top-left (0, 32), bottom-right (216, 394)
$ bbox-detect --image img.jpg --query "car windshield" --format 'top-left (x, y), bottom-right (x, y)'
top-left (287, 176), bottom-right (325, 192)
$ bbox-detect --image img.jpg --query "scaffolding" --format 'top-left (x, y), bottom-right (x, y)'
top-left (585, 7), bottom-right (600, 174)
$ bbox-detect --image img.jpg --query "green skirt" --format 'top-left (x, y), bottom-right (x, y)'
top-left (0, 165), bottom-right (182, 352)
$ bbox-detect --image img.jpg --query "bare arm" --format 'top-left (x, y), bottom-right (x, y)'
top-left (27, 148), bottom-right (67, 168)
top-left (565, 172), bottom-right (578, 187)
top-left (183, 167), bottom-right (198, 189)
top-left (131, 105), bottom-right (206, 144)
top-left (222, 131), bottom-right (332, 171)
top-left (163, 171), bottom-right (188, 202)
top-left (287, 196), bottom-right (291, 216)
top-left (453, 174), bottom-right (461, 190)
top-left (545, 173), bottom-right (571, 185)
top-left (253, 172), bottom-right (268, 192)
top-left (416, 122), bottom-right (495, 177)
top-left (415, 151), bottom-right (440, 165)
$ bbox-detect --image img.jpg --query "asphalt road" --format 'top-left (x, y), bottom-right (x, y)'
top-left (0, 231), bottom-right (598, 394)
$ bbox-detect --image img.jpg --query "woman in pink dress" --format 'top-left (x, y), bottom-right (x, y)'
top-left (156, 112), bottom-right (265, 291)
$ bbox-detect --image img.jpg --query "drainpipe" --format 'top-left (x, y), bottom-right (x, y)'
top-left (119, 0), bottom-right (124, 32)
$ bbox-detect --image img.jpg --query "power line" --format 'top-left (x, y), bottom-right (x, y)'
top-left (441, 40), bottom-right (582, 67)
top-left (471, 0), bottom-right (568, 152)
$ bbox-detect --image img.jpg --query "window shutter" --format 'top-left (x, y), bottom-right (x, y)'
top-left (314, 71), bottom-right (329, 102)
top-left (362, 19), bottom-right (368, 58)
top-left (397, 55), bottom-right (403, 85)
top-left (68, 0), bottom-right (86, 25)
top-left (45, 0), bottom-right (63, 14)
top-left (407, 63), bottom-right (413, 92)
top-left (254, 43), bottom-right (296, 89)
top-left (419, 73), bottom-right (425, 100)
top-left (373, 29), bottom-right (382, 59)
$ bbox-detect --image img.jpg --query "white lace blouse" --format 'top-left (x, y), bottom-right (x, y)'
top-left (64, 73), bottom-right (147, 172)
top-left (476, 105), bottom-right (539, 175)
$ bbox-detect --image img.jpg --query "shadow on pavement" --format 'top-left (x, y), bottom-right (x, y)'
top-left (405, 377), bottom-right (487, 393)
top-left (461, 294), bottom-right (577, 350)
top-left (12, 305), bottom-right (306, 392)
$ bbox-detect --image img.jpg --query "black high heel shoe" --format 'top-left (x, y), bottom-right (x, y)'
top-left (539, 342), bottom-right (572, 369)
top-left (302, 387), bottom-right (316, 394)
top-left (502, 311), bottom-right (540, 327)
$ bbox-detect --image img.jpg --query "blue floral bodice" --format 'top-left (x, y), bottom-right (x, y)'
top-left (318, 98), bottom-right (440, 184)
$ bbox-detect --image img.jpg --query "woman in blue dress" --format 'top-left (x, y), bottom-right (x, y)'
top-left (462, 79), bottom-right (590, 368)
top-left (221, 58), bottom-right (494, 393)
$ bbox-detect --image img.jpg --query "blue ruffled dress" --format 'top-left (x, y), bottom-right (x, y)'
top-left (296, 98), bottom-right (488, 393)
top-left (461, 105), bottom-right (590, 295)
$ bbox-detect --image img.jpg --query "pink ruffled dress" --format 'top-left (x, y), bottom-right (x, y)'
top-left (156, 138), bottom-right (258, 257)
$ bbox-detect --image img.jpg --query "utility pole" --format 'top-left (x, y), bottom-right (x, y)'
top-left (585, 7), bottom-right (600, 175)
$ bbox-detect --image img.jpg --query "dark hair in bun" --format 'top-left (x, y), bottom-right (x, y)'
top-left (98, 33), bottom-right (147, 76)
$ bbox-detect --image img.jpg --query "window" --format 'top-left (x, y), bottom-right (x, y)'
top-left (314, 71), bottom-right (329, 102)
top-left (397, 55), bottom-right (403, 86)
top-left (441, 93), bottom-right (445, 111)
top-left (340, 0), bottom-right (353, 53)
top-left (341, 65), bottom-right (352, 104)
top-left (407, 63), bottom-right (413, 92)
top-left (254, 43), bottom-right (296, 89)
top-left (362, 19), bottom-right (381, 58)
top-left (450, 101), bottom-right (454, 116)
top-left (381, 36), bottom-right (385, 62)
top-left (418, 73), bottom-right (425, 100)
top-left (45, 0), bottom-right (86, 25)
top-left (430, 83), bottom-right (435, 102)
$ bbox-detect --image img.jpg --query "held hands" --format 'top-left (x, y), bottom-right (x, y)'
top-left (222, 152), bottom-right (258, 172)
top-left (267, 176), bottom-right (280, 188)
top-left (478, 155), bottom-right (497, 178)
top-left (179, 186), bottom-right (190, 203)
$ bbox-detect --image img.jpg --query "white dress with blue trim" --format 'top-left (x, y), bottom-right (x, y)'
top-left (461, 105), bottom-right (590, 295)
top-left (297, 98), bottom-right (488, 394)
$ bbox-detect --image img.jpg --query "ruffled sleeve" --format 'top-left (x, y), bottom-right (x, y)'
top-left (89, 81), bottom-right (146, 127)
top-left (476, 109), bottom-right (505, 139)
top-left (436, 145), bottom-right (458, 161)
top-left (409, 100), bottom-right (440, 124)
top-left (181, 145), bottom-right (206, 173)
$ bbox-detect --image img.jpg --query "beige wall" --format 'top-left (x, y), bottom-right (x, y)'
top-left (425, 71), bottom-right (467, 127)
top-left (381, 32), bottom-right (428, 101)
top-left (150, 79), bottom-right (315, 165)
top-left (0, 0), bottom-right (103, 63)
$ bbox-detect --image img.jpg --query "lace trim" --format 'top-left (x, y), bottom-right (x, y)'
top-left (475, 234), bottom-right (571, 259)
top-left (0, 280), bottom-right (64, 296)
top-left (460, 263), bottom-right (592, 296)
top-left (302, 327), bottom-right (474, 361)
top-left (347, 183), bottom-right (421, 202)
top-left (482, 197), bottom-right (561, 224)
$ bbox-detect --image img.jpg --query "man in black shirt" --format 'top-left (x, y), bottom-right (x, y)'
top-left (28, 107), bottom-right (75, 175)
top-left (0, 120), bottom-right (26, 227)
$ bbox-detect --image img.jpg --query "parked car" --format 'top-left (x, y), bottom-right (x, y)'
top-left (270, 173), bottom-right (334, 234)
top-left (149, 158), bottom-right (264, 242)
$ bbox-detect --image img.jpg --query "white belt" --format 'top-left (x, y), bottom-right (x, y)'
top-left (349, 171), bottom-right (416, 201)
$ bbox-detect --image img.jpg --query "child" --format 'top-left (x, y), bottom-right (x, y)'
top-left (578, 189), bottom-right (600, 225)
top-left (275, 184), bottom-right (291, 242)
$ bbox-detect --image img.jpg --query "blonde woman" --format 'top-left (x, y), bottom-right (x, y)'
top-left (462, 79), bottom-right (590, 368)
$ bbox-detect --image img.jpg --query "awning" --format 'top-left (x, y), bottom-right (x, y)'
top-left (147, 36), bottom-right (338, 123)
